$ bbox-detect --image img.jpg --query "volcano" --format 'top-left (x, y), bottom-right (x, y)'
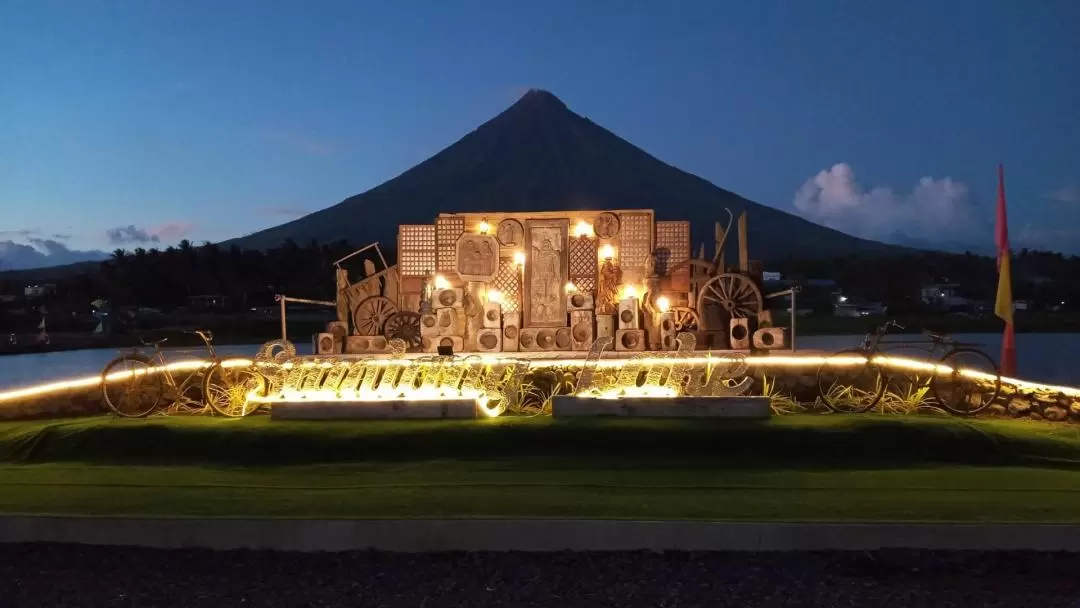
top-left (230, 89), bottom-right (898, 258)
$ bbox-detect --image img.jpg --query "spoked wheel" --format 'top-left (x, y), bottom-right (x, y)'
top-left (384, 311), bottom-right (422, 351)
top-left (669, 306), bottom-right (701, 332)
top-left (933, 347), bottom-right (1001, 416)
top-left (203, 363), bottom-right (266, 417)
top-left (101, 354), bottom-right (163, 418)
top-left (352, 296), bottom-right (397, 336)
top-left (696, 273), bottom-right (763, 328)
top-left (817, 349), bottom-right (886, 413)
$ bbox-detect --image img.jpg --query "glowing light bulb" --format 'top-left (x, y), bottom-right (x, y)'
top-left (478, 219), bottom-right (491, 234)
top-left (565, 282), bottom-right (577, 293)
top-left (487, 289), bottom-right (503, 304)
top-left (657, 296), bottom-right (671, 312)
top-left (623, 284), bottom-right (637, 299)
top-left (599, 244), bottom-right (615, 260)
top-left (573, 221), bottom-right (594, 238)
top-left (513, 251), bottom-right (526, 266)
top-left (434, 275), bottom-right (449, 289)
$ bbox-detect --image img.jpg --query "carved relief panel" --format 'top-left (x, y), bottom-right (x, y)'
top-left (455, 234), bottom-right (499, 281)
top-left (524, 218), bottom-right (569, 328)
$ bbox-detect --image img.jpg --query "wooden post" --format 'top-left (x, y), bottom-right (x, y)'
top-left (738, 212), bottom-right (749, 273)
top-left (714, 222), bottom-right (725, 271)
top-left (279, 296), bottom-right (287, 341)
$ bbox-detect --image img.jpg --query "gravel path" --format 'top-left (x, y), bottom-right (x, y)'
top-left (4, 544), bottom-right (1080, 607)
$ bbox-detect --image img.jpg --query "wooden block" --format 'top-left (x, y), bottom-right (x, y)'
top-left (615, 329), bottom-right (645, 351)
top-left (435, 307), bottom-right (462, 336)
top-left (519, 328), bottom-right (559, 352)
top-left (433, 288), bottom-right (464, 308)
top-left (477, 328), bottom-right (502, 352)
top-left (753, 327), bottom-right (786, 350)
top-left (482, 302), bottom-right (502, 329)
top-left (555, 327), bottom-right (572, 350)
top-left (566, 292), bottom-right (594, 312)
top-left (618, 298), bottom-right (640, 330)
top-left (729, 318), bottom-right (752, 350)
top-left (757, 309), bottom-right (774, 328)
top-left (420, 312), bottom-right (439, 336)
top-left (421, 336), bottom-right (463, 354)
top-left (570, 310), bottom-right (594, 351)
top-left (314, 332), bottom-right (337, 355)
top-left (325, 321), bottom-right (347, 352)
top-left (502, 311), bottom-right (521, 352)
top-left (658, 311), bottom-right (678, 351)
top-left (345, 335), bottom-right (389, 354)
top-left (596, 314), bottom-right (616, 339)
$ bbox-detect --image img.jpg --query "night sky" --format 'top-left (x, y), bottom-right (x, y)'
top-left (2, 0), bottom-right (1077, 268)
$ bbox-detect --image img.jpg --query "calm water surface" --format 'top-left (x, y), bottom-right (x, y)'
top-left (0, 334), bottom-right (1077, 389)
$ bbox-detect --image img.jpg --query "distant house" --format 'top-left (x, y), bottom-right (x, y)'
top-left (920, 283), bottom-right (972, 311)
top-left (187, 294), bottom-right (230, 312)
top-left (23, 284), bottom-right (56, 298)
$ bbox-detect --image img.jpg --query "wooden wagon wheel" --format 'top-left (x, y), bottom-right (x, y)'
top-left (383, 311), bottom-right (422, 351)
top-left (669, 306), bottom-right (701, 331)
top-left (352, 295), bottom-right (397, 336)
top-left (696, 273), bottom-right (763, 326)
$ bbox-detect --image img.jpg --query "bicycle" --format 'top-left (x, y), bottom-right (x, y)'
top-left (100, 329), bottom-right (264, 418)
top-left (816, 320), bottom-right (1002, 415)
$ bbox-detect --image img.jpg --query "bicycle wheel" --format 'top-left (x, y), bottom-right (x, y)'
top-left (101, 354), bottom-right (163, 418)
top-left (816, 349), bottom-right (886, 413)
top-left (203, 363), bottom-right (265, 417)
top-left (933, 347), bottom-right (1001, 416)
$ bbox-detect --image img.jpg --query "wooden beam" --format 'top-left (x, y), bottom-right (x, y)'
top-left (738, 212), bottom-right (749, 273)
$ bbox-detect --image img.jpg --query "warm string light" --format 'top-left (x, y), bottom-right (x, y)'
top-left (565, 282), bottom-right (577, 293)
top-left (573, 221), bottom-right (594, 238)
top-left (486, 289), bottom-right (503, 304)
top-left (656, 296), bottom-right (671, 312)
top-left (513, 251), bottom-right (526, 266)
top-left (477, 219), bottom-right (491, 234)
top-left (599, 244), bottom-right (615, 260)
top-left (433, 274), bottom-right (450, 289)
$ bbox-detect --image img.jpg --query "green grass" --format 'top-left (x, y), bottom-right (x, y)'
top-left (4, 415), bottom-right (1080, 521)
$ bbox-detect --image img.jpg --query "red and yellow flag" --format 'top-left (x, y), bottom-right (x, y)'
top-left (994, 164), bottom-right (1016, 376)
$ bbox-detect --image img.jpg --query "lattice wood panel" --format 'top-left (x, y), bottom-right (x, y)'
top-left (436, 216), bottom-right (465, 272)
top-left (490, 257), bottom-right (521, 313)
top-left (618, 212), bottom-right (653, 274)
top-left (568, 236), bottom-right (598, 295)
top-left (398, 224), bottom-right (436, 277)
top-left (655, 220), bottom-right (690, 275)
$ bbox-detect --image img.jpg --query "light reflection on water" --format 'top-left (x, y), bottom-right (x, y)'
top-left (0, 334), bottom-right (1076, 390)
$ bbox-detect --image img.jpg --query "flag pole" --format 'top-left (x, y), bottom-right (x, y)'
top-left (994, 164), bottom-right (1016, 377)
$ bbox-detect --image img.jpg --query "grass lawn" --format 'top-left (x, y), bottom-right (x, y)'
top-left (3, 415), bottom-right (1080, 522)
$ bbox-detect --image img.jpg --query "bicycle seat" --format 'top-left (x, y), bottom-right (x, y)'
top-left (921, 329), bottom-right (950, 342)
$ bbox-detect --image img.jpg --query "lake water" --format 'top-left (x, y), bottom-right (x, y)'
top-left (1, 334), bottom-right (1077, 390)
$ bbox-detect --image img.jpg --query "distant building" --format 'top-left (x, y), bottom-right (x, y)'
top-left (23, 284), bottom-right (56, 298)
top-left (187, 294), bottom-right (230, 312)
top-left (920, 283), bottom-right (972, 311)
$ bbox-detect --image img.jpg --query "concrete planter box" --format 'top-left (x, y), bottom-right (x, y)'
top-left (551, 396), bottom-right (771, 419)
top-left (270, 399), bottom-right (478, 420)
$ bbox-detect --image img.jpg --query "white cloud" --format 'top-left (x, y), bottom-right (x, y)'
top-left (1045, 186), bottom-right (1080, 204)
top-left (0, 239), bottom-right (107, 270)
top-left (792, 163), bottom-right (977, 244)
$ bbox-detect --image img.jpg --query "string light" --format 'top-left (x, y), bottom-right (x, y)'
top-left (513, 251), bottom-right (526, 266)
top-left (477, 219), bottom-right (491, 235)
top-left (599, 244), bottom-right (615, 260)
top-left (486, 289), bottom-right (503, 304)
top-left (434, 274), bottom-right (450, 289)
top-left (573, 221), bottom-right (594, 238)
top-left (656, 296), bottom-right (671, 312)
top-left (565, 282), bottom-right (577, 293)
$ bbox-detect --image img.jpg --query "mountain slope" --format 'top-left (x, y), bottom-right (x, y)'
top-left (230, 90), bottom-right (902, 258)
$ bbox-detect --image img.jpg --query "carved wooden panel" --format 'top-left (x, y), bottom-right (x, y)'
top-left (436, 216), bottom-right (465, 272)
top-left (568, 236), bottom-right (598, 295)
top-left (524, 218), bottom-right (569, 328)
top-left (398, 224), bottom-right (437, 277)
top-left (455, 234), bottom-right (499, 281)
top-left (618, 212), bottom-right (653, 276)
top-left (655, 220), bottom-right (690, 276)
top-left (490, 257), bottom-right (521, 313)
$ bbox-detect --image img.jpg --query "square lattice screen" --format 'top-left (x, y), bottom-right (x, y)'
top-left (654, 220), bottom-right (690, 275)
top-left (436, 216), bottom-right (465, 272)
top-left (490, 257), bottom-right (521, 313)
top-left (618, 212), bottom-right (653, 273)
top-left (569, 236), bottom-right (598, 295)
top-left (399, 225), bottom-right (437, 277)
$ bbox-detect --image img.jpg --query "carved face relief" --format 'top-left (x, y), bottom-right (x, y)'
top-left (496, 219), bottom-right (524, 247)
top-left (455, 234), bottom-right (499, 281)
top-left (594, 212), bottom-right (620, 239)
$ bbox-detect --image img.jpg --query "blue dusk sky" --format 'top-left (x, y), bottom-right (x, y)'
top-left (1, 0), bottom-right (1078, 268)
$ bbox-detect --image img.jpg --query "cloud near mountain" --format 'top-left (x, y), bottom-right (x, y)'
top-left (0, 239), bottom-right (107, 270)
